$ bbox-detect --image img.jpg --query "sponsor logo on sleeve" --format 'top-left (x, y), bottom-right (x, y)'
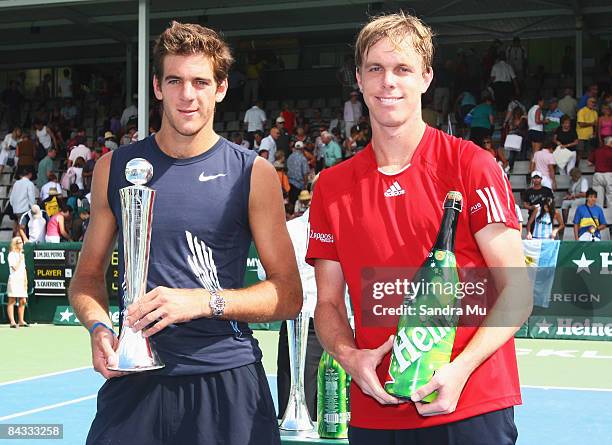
top-left (309, 229), bottom-right (334, 244)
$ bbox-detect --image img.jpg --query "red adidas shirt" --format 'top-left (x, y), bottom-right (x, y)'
top-left (306, 126), bottom-right (521, 429)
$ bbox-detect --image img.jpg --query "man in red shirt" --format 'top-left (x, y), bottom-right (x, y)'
top-left (306, 12), bottom-right (531, 444)
top-left (589, 135), bottom-right (612, 208)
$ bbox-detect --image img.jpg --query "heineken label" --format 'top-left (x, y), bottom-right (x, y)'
top-left (317, 351), bottom-right (351, 439)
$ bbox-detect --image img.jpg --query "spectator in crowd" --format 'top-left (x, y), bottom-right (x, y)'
top-left (558, 88), bottom-right (578, 123)
top-left (45, 204), bottom-right (72, 243)
top-left (482, 137), bottom-right (508, 173)
top-left (0, 126), bottom-right (21, 174)
top-left (253, 130), bottom-right (263, 150)
top-left (58, 68), bottom-right (72, 98)
top-left (598, 104), bottom-right (612, 145)
top-left (60, 98), bottom-right (79, 122)
top-left (68, 140), bottom-right (91, 167)
top-left (71, 207), bottom-right (90, 242)
top-left (15, 132), bottom-right (35, 173)
top-left (34, 120), bottom-right (57, 157)
top-left (561, 168), bottom-right (588, 222)
top-left (287, 141), bottom-right (310, 208)
top-left (66, 183), bottom-right (83, 213)
top-left (490, 54), bottom-right (518, 113)
top-left (274, 160), bottom-right (290, 198)
top-left (503, 94), bottom-right (526, 126)
top-left (120, 125), bottom-right (136, 146)
top-left (9, 167), bottom-right (37, 236)
top-left (244, 54), bottom-right (264, 105)
top-left (589, 135), bottom-right (612, 208)
top-left (328, 109), bottom-right (344, 136)
top-left (82, 147), bottom-right (101, 192)
top-left (293, 189), bottom-right (311, 217)
top-left (524, 170), bottom-right (554, 220)
top-left (260, 127), bottom-right (280, 163)
top-left (573, 189), bottom-right (608, 241)
top-left (577, 83), bottom-right (598, 109)
top-left (544, 97), bottom-right (563, 134)
top-left (1, 81), bottom-right (24, 129)
top-left (120, 94), bottom-right (138, 130)
top-left (454, 90), bottom-right (476, 137)
top-left (66, 157), bottom-right (86, 190)
top-left (36, 147), bottom-right (57, 189)
top-left (468, 90), bottom-right (494, 146)
top-left (244, 100), bottom-right (267, 146)
top-left (576, 97), bottom-right (599, 159)
top-left (104, 131), bottom-right (118, 151)
top-left (6, 236), bottom-right (28, 328)
top-left (321, 131), bottom-right (342, 168)
top-left (505, 106), bottom-right (527, 170)
top-left (343, 91), bottom-right (363, 139)
top-left (257, 146), bottom-right (269, 160)
top-left (553, 115), bottom-right (579, 156)
top-left (280, 103), bottom-right (296, 136)
top-left (313, 126), bottom-right (327, 173)
top-left (526, 197), bottom-right (564, 240)
top-left (42, 187), bottom-right (61, 217)
top-left (231, 131), bottom-right (250, 150)
top-left (505, 37), bottom-right (527, 80)
top-left (527, 96), bottom-right (547, 152)
top-left (40, 172), bottom-right (62, 201)
top-left (531, 139), bottom-right (557, 190)
top-left (18, 204), bottom-right (48, 244)
top-left (274, 116), bottom-right (290, 156)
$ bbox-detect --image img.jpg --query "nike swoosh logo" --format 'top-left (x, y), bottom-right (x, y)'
top-left (199, 173), bottom-right (227, 182)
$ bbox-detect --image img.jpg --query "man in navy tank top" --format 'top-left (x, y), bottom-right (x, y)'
top-left (69, 21), bottom-right (302, 445)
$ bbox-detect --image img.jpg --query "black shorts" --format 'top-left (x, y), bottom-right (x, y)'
top-left (528, 129), bottom-right (545, 144)
top-left (348, 407), bottom-right (518, 445)
top-left (87, 362), bottom-right (280, 445)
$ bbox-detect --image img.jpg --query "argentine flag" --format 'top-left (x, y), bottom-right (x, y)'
top-left (523, 240), bottom-right (560, 308)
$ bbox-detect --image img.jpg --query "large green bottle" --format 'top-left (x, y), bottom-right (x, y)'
top-left (384, 191), bottom-right (463, 402)
top-left (317, 350), bottom-right (351, 439)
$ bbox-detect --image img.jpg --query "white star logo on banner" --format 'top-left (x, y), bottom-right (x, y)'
top-left (536, 318), bottom-right (552, 334)
top-left (572, 253), bottom-right (594, 274)
top-left (59, 308), bottom-right (73, 322)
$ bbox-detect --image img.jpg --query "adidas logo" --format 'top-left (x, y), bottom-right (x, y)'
top-left (384, 181), bottom-right (405, 197)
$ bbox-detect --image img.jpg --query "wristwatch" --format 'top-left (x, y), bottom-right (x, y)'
top-left (209, 289), bottom-right (226, 318)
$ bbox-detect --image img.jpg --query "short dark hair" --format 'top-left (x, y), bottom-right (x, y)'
top-left (586, 188), bottom-right (597, 198)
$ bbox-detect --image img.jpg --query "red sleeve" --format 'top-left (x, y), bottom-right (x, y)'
top-left (464, 148), bottom-right (519, 234)
top-left (305, 176), bottom-right (339, 266)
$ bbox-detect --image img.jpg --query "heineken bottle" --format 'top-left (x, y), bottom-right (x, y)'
top-left (385, 191), bottom-right (463, 402)
top-left (317, 350), bottom-right (351, 439)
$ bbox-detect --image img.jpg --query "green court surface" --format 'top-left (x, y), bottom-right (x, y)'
top-left (1, 324), bottom-right (611, 390)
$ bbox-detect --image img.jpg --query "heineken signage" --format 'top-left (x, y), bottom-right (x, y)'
top-left (53, 305), bottom-right (120, 326)
top-left (528, 316), bottom-right (612, 341)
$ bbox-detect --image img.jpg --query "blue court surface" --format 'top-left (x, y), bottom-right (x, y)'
top-left (1, 366), bottom-right (611, 444)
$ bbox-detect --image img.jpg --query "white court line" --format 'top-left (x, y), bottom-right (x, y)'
top-left (521, 384), bottom-right (612, 392)
top-left (0, 394), bottom-right (97, 421)
top-left (0, 366), bottom-right (93, 387)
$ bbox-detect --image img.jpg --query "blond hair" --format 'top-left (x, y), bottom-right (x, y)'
top-left (153, 21), bottom-right (233, 85)
top-left (10, 236), bottom-right (22, 251)
top-left (355, 12), bottom-right (434, 73)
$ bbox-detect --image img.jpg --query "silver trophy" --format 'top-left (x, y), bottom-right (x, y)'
top-left (279, 311), bottom-right (315, 431)
top-left (108, 158), bottom-right (164, 372)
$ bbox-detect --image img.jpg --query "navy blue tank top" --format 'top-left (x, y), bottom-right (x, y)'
top-left (107, 135), bottom-right (262, 375)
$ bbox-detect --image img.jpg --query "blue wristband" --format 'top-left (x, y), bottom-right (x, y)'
top-left (89, 321), bottom-right (116, 336)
